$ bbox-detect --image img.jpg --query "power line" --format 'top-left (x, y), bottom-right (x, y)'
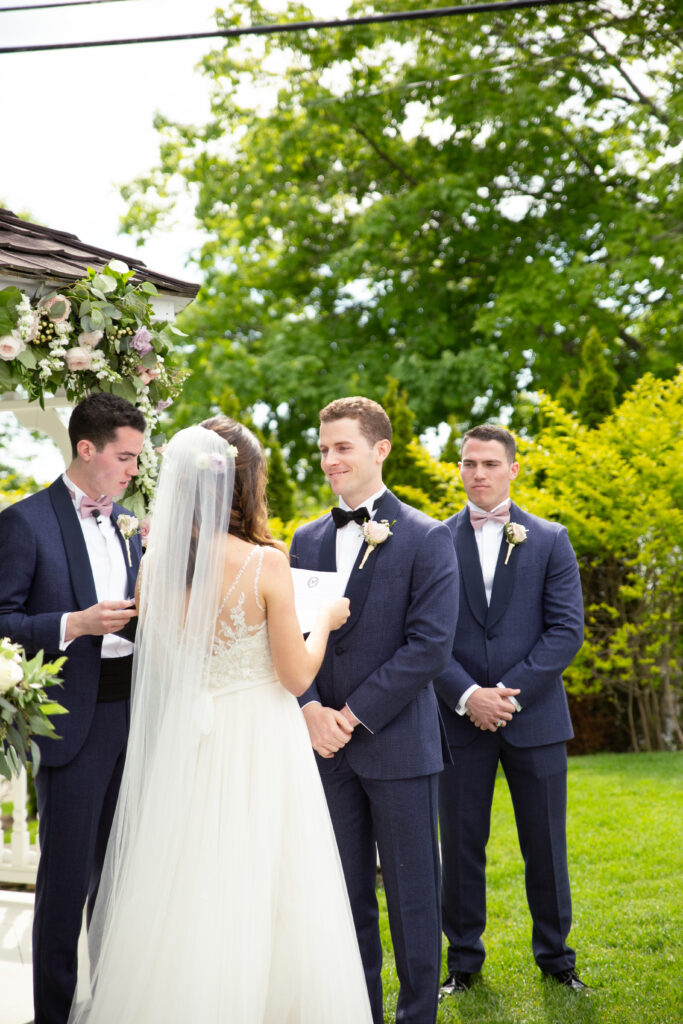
top-left (0, 0), bottom-right (133, 11)
top-left (0, 0), bottom-right (596, 55)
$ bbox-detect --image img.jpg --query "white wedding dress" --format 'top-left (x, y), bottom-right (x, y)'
top-left (72, 546), bottom-right (372, 1023)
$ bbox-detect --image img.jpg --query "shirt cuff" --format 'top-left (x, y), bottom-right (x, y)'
top-left (456, 683), bottom-right (480, 715)
top-left (59, 613), bottom-right (73, 651)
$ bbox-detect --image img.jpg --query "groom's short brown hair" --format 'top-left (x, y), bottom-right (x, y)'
top-left (319, 396), bottom-right (392, 446)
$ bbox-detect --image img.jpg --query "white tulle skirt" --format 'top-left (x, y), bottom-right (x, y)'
top-left (72, 675), bottom-right (372, 1023)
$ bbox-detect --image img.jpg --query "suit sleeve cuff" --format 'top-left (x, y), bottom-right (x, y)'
top-left (345, 703), bottom-right (373, 735)
top-left (456, 683), bottom-right (480, 715)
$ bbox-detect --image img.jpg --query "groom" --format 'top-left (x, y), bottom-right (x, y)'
top-left (290, 396), bottom-right (459, 1024)
top-left (0, 393), bottom-right (145, 1024)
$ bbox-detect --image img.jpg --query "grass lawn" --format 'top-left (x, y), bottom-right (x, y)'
top-left (379, 751), bottom-right (683, 1024)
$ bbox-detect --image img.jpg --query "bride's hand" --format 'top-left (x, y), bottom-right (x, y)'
top-left (319, 597), bottom-right (350, 632)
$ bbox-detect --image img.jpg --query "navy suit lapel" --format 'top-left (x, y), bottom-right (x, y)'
top-left (336, 489), bottom-right (399, 641)
top-left (486, 502), bottom-right (523, 629)
top-left (112, 503), bottom-right (140, 599)
top-left (49, 477), bottom-right (98, 610)
top-left (454, 509), bottom-right (487, 627)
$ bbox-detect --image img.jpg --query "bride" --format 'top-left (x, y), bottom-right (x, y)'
top-left (69, 417), bottom-right (373, 1023)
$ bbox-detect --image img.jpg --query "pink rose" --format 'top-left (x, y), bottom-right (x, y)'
top-left (78, 330), bottom-right (103, 349)
top-left (0, 333), bottom-right (26, 361)
top-left (135, 363), bottom-right (161, 385)
top-left (40, 294), bottom-right (72, 322)
top-left (64, 346), bottom-right (93, 371)
top-left (139, 518), bottom-right (151, 547)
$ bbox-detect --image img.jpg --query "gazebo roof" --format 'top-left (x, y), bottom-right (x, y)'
top-left (0, 208), bottom-right (199, 299)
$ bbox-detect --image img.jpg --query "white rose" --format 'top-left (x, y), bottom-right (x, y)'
top-left (0, 657), bottom-right (23, 694)
top-left (78, 330), bottom-right (103, 349)
top-left (64, 346), bottom-right (93, 371)
top-left (364, 520), bottom-right (392, 543)
top-left (0, 333), bottom-right (26, 361)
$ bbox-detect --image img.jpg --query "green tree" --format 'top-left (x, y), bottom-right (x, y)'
top-left (122, 0), bottom-right (683, 464)
top-left (576, 327), bottom-right (617, 428)
top-left (513, 374), bottom-right (683, 752)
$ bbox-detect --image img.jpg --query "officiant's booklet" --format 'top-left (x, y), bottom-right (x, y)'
top-left (291, 568), bottom-right (345, 634)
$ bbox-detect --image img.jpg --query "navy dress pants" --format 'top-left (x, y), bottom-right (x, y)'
top-left (439, 732), bottom-right (575, 975)
top-left (32, 700), bottom-right (129, 1024)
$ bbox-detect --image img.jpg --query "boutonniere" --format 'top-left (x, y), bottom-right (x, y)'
top-left (116, 514), bottom-right (140, 567)
top-left (358, 519), bottom-right (394, 570)
top-left (504, 522), bottom-right (528, 565)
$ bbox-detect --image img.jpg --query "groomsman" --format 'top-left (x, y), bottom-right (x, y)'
top-left (435, 425), bottom-right (589, 995)
top-left (0, 393), bottom-right (145, 1024)
top-left (290, 396), bottom-right (459, 1024)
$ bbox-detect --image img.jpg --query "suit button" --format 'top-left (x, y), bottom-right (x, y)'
top-left (335, 646), bottom-right (345, 655)
top-left (486, 631), bottom-right (496, 640)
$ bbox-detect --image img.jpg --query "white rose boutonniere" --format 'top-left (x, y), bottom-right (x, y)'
top-left (359, 519), bottom-right (394, 570)
top-left (116, 514), bottom-right (140, 567)
top-left (504, 522), bottom-right (528, 565)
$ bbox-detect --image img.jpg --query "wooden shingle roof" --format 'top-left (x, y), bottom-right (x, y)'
top-left (0, 208), bottom-right (199, 299)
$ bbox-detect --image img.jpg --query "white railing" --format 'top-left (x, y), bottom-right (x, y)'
top-left (0, 769), bottom-right (39, 885)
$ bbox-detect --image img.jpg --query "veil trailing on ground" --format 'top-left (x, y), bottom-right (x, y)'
top-left (69, 424), bottom-right (236, 1021)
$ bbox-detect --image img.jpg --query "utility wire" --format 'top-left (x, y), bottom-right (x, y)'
top-left (0, 0), bottom-right (596, 55)
top-left (0, 0), bottom-right (133, 12)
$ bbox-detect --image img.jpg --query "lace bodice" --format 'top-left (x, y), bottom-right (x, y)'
top-left (209, 546), bottom-right (277, 690)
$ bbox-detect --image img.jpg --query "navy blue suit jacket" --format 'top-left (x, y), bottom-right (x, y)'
top-left (0, 477), bottom-right (142, 767)
top-left (435, 502), bottom-right (583, 749)
top-left (290, 489), bottom-right (459, 780)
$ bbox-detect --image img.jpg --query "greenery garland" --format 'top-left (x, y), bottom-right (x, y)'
top-left (0, 260), bottom-right (189, 516)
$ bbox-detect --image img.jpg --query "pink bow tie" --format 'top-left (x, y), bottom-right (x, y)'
top-left (80, 495), bottom-right (114, 520)
top-left (469, 506), bottom-right (510, 531)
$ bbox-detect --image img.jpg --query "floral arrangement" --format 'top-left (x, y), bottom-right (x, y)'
top-left (0, 637), bottom-right (67, 779)
top-left (503, 521), bottom-right (528, 565)
top-left (0, 260), bottom-right (189, 517)
top-left (358, 519), bottom-right (394, 569)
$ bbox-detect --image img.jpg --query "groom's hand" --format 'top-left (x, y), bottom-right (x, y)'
top-left (65, 600), bottom-right (137, 641)
top-left (302, 703), bottom-right (354, 758)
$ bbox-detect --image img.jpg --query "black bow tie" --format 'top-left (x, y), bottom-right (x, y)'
top-left (331, 506), bottom-right (370, 529)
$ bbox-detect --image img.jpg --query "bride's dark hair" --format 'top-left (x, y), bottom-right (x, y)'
top-left (200, 415), bottom-right (282, 549)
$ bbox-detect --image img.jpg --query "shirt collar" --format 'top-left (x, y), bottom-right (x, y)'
top-left (339, 487), bottom-right (386, 514)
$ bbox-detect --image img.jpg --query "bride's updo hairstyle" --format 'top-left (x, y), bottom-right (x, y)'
top-left (200, 415), bottom-right (281, 550)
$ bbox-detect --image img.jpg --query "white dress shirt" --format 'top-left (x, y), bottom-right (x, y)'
top-left (59, 475), bottom-right (134, 659)
top-left (456, 498), bottom-right (510, 715)
top-left (334, 487), bottom-right (387, 589)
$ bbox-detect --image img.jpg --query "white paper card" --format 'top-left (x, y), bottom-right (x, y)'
top-left (291, 567), bottom-right (345, 634)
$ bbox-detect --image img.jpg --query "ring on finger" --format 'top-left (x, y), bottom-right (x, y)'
top-left (495, 719), bottom-right (505, 728)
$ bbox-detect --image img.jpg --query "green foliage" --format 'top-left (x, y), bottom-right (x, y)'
top-left (122, 0), bottom-right (682, 466)
top-left (513, 371), bottom-right (683, 751)
top-left (381, 752), bottom-right (683, 1022)
top-left (0, 639), bottom-right (68, 780)
top-left (263, 432), bottom-right (297, 521)
top-left (576, 327), bottom-right (617, 429)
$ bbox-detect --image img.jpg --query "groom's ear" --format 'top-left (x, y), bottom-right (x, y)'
top-left (375, 439), bottom-right (391, 465)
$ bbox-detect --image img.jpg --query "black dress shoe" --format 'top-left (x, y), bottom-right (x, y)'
top-left (549, 967), bottom-right (590, 991)
top-left (439, 971), bottom-right (473, 997)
